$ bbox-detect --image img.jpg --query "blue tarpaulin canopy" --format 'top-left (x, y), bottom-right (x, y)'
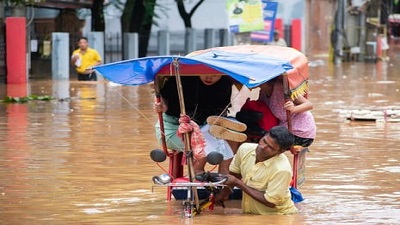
top-left (94, 46), bottom-right (308, 89)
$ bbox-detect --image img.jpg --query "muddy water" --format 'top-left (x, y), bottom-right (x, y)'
top-left (1, 51), bottom-right (400, 224)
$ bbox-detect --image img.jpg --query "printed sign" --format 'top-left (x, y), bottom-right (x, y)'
top-left (251, 0), bottom-right (279, 43)
top-left (295, 148), bottom-right (307, 188)
top-left (227, 0), bottom-right (264, 33)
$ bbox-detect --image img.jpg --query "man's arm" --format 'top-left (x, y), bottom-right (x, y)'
top-left (232, 177), bottom-right (276, 208)
top-left (94, 51), bottom-right (102, 66)
top-left (71, 54), bottom-right (79, 64)
top-left (215, 173), bottom-right (276, 208)
top-left (94, 60), bottom-right (101, 66)
top-left (214, 172), bottom-right (241, 206)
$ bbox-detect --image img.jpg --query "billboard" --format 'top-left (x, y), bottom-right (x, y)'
top-left (227, 0), bottom-right (264, 33)
top-left (250, 0), bottom-right (279, 43)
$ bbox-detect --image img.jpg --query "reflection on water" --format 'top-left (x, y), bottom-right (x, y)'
top-left (1, 53), bottom-right (400, 224)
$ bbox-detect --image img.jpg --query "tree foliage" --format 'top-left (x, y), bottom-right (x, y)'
top-left (121, 0), bottom-right (156, 57)
top-left (91, 0), bottom-right (105, 31)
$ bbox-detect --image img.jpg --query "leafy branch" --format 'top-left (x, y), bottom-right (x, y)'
top-left (1, 94), bottom-right (54, 103)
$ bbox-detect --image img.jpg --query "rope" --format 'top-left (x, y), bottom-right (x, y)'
top-left (177, 114), bottom-right (206, 160)
top-left (105, 80), bottom-right (185, 152)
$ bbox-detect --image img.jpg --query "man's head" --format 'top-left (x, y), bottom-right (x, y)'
top-left (199, 75), bottom-right (222, 86)
top-left (78, 37), bottom-right (89, 51)
top-left (256, 126), bottom-right (294, 161)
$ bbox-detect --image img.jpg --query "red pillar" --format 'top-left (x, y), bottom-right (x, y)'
top-left (6, 17), bottom-right (27, 84)
top-left (275, 18), bottom-right (284, 37)
top-left (291, 19), bottom-right (302, 51)
top-left (7, 84), bottom-right (28, 97)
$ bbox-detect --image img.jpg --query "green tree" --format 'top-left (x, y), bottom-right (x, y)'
top-left (121, 0), bottom-right (156, 57)
top-left (91, 0), bottom-right (105, 31)
top-left (176, 0), bottom-right (205, 28)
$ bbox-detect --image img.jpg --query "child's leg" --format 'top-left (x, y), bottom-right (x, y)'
top-left (155, 114), bottom-right (185, 151)
top-left (294, 135), bottom-right (314, 147)
top-left (193, 157), bottom-right (207, 175)
top-left (218, 158), bottom-right (233, 174)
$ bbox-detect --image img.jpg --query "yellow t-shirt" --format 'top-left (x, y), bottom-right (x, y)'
top-left (229, 143), bottom-right (298, 215)
top-left (72, 47), bottom-right (101, 74)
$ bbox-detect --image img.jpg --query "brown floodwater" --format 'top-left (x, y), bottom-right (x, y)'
top-left (1, 48), bottom-right (400, 224)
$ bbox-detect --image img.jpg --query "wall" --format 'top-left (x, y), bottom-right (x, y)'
top-left (305, 0), bottom-right (337, 57)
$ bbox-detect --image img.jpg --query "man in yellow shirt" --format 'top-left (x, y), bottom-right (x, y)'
top-left (215, 126), bottom-right (298, 214)
top-left (71, 37), bottom-right (102, 81)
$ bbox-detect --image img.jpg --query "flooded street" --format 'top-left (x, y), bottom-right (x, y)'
top-left (1, 48), bottom-right (400, 224)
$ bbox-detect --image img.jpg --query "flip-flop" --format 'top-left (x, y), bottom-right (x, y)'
top-left (209, 125), bottom-right (247, 142)
top-left (207, 116), bottom-right (247, 132)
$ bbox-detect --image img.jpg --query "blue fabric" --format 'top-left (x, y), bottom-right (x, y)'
top-left (94, 50), bottom-right (294, 89)
top-left (290, 186), bottom-right (304, 203)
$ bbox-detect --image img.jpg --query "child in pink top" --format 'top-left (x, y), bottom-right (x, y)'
top-left (259, 77), bottom-right (316, 147)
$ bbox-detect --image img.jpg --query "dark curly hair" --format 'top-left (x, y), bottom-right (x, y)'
top-left (268, 126), bottom-right (294, 151)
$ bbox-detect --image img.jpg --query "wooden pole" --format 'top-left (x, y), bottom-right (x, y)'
top-left (154, 77), bottom-right (169, 156)
top-left (172, 59), bottom-right (200, 211)
top-left (282, 73), bottom-right (292, 131)
top-left (154, 76), bottom-right (174, 200)
top-left (282, 73), bottom-right (299, 189)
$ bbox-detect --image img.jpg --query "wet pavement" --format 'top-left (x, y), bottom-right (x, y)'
top-left (1, 47), bottom-right (400, 224)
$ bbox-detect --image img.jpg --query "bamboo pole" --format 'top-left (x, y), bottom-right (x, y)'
top-left (172, 59), bottom-right (200, 212)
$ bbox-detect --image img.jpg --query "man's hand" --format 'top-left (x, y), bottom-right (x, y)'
top-left (71, 54), bottom-right (79, 64)
top-left (223, 174), bottom-right (239, 186)
top-left (214, 174), bottom-right (239, 207)
top-left (214, 187), bottom-right (231, 208)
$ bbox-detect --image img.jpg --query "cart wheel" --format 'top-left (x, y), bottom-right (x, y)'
top-left (150, 149), bottom-right (167, 162)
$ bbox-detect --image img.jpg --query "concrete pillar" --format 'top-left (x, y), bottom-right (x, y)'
top-left (52, 80), bottom-right (70, 100)
top-left (6, 17), bottom-right (26, 84)
top-left (87, 32), bottom-right (105, 80)
top-left (358, 12), bottom-right (367, 61)
top-left (158, 30), bottom-right (170, 55)
top-left (123, 32), bottom-right (138, 60)
top-left (51, 32), bottom-right (69, 80)
top-left (334, 0), bottom-right (347, 64)
top-left (87, 32), bottom-right (105, 62)
top-left (204, 29), bottom-right (216, 49)
top-left (185, 28), bottom-right (197, 54)
top-left (219, 29), bottom-right (233, 46)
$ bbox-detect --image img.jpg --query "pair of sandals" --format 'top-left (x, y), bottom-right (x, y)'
top-left (206, 116), bottom-right (248, 142)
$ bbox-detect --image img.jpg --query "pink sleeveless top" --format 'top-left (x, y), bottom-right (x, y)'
top-left (261, 82), bottom-right (316, 139)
